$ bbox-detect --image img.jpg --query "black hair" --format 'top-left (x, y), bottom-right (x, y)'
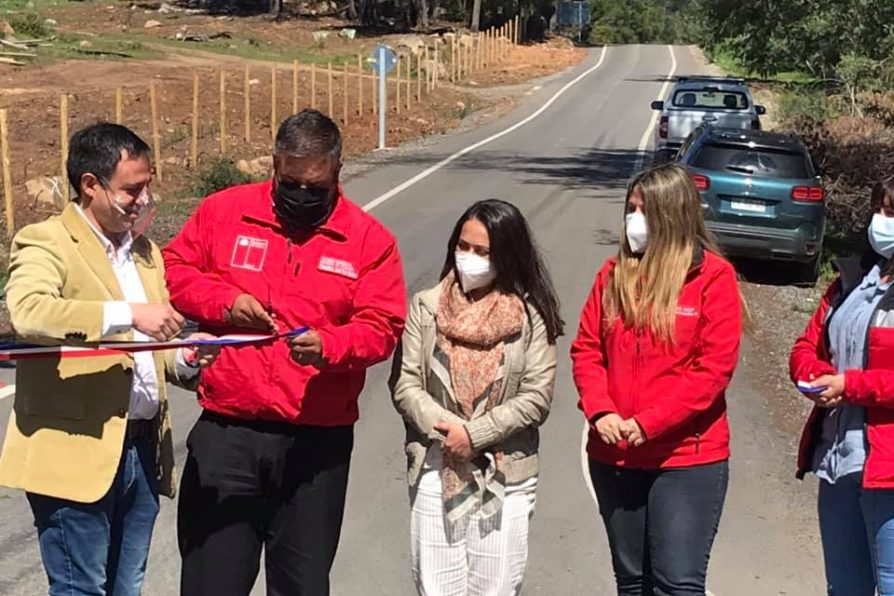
top-left (67, 122), bottom-right (151, 200)
top-left (440, 199), bottom-right (564, 344)
top-left (870, 175), bottom-right (894, 214)
top-left (275, 109), bottom-right (342, 160)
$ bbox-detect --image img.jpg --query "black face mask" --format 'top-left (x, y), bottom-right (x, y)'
top-left (273, 180), bottom-right (334, 231)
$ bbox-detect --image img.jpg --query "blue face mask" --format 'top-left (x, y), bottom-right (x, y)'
top-left (869, 213), bottom-right (894, 259)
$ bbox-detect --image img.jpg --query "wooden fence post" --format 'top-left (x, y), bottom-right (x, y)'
top-left (271, 63), bottom-right (277, 142)
top-left (244, 65), bottom-right (251, 143)
top-left (395, 56), bottom-right (401, 114)
top-left (149, 81), bottom-right (162, 181)
top-left (60, 94), bottom-right (69, 201)
top-left (219, 70), bottom-right (226, 155)
top-left (191, 74), bottom-right (198, 167)
top-left (327, 62), bottom-right (334, 116)
top-left (115, 87), bottom-right (123, 124)
top-left (1, 109), bottom-right (14, 232)
top-left (292, 60), bottom-right (299, 113)
top-left (357, 55), bottom-right (364, 116)
top-left (342, 63), bottom-right (349, 125)
top-left (311, 63), bottom-right (317, 109)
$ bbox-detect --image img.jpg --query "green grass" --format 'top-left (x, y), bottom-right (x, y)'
top-left (39, 33), bottom-right (160, 62)
top-left (711, 47), bottom-right (816, 86)
top-left (149, 33), bottom-right (358, 67)
top-left (0, 0), bottom-right (111, 10)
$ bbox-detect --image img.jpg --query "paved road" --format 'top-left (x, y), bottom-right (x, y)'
top-left (0, 45), bottom-right (824, 595)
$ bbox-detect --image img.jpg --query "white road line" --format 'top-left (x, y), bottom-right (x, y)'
top-left (0, 384), bottom-right (15, 401)
top-left (361, 45), bottom-right (610, 213)
top-left (578, 45), bottom-right (717, 596)
top-left (581, 422), bottom-right (599, 509)
top-left (635, 44), bottom-right (678, 171)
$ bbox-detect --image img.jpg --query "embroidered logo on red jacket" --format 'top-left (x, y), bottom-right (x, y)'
top-left (676, 306), bottom-right (699, 317)
top-left (318, 256), bottom-right (358, 280)
top-left (230, 236), bottom-right (268, 271)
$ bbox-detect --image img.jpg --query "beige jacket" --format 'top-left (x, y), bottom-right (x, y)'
top-left (390, 284), bottom-right (557, 487)
top-left (0, 204), bottom-right (188, 503)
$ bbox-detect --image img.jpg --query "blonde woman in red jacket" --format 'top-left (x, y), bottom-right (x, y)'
top-left (571, 163), bottom-right (743, 596)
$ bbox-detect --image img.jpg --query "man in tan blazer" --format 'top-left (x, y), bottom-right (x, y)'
top-left (0, 123), bottom-right (217, 596)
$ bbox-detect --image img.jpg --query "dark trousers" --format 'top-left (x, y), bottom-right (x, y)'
top-left (590, 460), bottom-right (729, 596)
top-left (178, 411), bottom-right (354, 596)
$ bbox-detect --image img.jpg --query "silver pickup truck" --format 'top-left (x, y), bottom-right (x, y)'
top-left (651, 76), bottom-right (766, 161)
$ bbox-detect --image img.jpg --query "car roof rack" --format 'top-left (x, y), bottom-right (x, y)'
top-left (707, 127), bottom-right (806, 150)
top-left (676, 75), bottom-right (746, 84)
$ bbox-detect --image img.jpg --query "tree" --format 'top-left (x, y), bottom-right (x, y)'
top-left (470, 0), bottom-right (482, 31)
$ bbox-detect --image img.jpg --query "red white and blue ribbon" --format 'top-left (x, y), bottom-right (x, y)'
top-left (0, 326), bottom-right (309, 361)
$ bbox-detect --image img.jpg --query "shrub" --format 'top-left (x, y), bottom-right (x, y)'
top-left (191, 158), bottom-right (253, 197)
top-left (9, 13), bottom-right (51, 39)
top-left (778, 90), bottom-right (838, 127)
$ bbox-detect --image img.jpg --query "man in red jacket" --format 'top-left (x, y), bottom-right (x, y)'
top-left (163, 110), bottom-right (406, 596)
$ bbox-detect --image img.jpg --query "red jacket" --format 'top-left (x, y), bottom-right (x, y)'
top-left (571, 249), bottom-right (742, 468)
top-left (163, 180), bottom-right (406, 426)
top-left (790, 255), bottom-right (894, 489)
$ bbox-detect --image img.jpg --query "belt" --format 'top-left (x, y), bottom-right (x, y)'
top-left (126, 418), bottom-right (156, 442)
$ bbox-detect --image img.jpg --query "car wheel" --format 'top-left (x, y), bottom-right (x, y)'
top-left (796, 251), bottom-right (822, 286)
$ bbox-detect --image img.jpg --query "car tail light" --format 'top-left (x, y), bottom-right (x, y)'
top-left (659, 116), bottom-right (668, 139)
top-left (691, 174), bottom-right (710, 191)
top-left (792, 186), bottom-right (824, 202)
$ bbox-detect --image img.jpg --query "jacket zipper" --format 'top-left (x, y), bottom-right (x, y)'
top-left (695, 432), bottom-right (701, 454)
top-left (862, 296), bottom-right (886, 461)
top-left (632, 329), bottom-right (642, 414)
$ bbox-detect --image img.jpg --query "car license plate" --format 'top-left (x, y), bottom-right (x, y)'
top-left (730, 199), bottom-right (766, 213)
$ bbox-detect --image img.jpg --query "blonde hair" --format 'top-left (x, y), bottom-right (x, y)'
top-left (604, 163), bottom-right (725, 343)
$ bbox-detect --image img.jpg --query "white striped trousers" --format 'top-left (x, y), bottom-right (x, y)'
top-left (410, 458), bottom-right (537, 596)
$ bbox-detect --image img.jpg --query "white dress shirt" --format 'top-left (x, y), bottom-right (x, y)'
top-left (75, 205), bottom-right (195, 420)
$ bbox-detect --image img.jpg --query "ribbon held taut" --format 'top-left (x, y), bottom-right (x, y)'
top-left (0, 327), bottom-right (309, 361)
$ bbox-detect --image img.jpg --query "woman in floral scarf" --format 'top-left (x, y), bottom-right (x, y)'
top-left (391, 199), bottom-right (563, 596)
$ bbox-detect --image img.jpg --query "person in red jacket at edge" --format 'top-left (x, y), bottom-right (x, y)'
top-left (571, 163), bottom-right (744, 596)
top-left (790, 177), bottom-right (894, 596)
top-left (162, 109), bottom-right (406, 596)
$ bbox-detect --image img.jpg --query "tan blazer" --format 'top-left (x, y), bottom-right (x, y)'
top-left (0, 203), bottom-right (186, 503)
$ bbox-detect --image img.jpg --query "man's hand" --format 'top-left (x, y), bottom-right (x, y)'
top-left (434, 421), bottom-right (475, 461)
top-left (226, 294), bottom-right (277, 332)
top-left (592, 413), bottom-right (627, 445)
top-left (288, 331), bottom-right (325, 368)
top-left (623, 418), bottom-right (647, 447)
top-left (131, 303), bottom-right (186, 341)
top-left (181, 332), bottom-right (221, 369)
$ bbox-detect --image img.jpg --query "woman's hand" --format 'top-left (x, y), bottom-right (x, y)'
top-left (592, 413), bottom-right (627, 445)
top-left (809, 374), bottom-right (845, 408)
top-left (434, 421), bottom-right (475, 461)
top-left (623, 418), bottom-right (647, 447)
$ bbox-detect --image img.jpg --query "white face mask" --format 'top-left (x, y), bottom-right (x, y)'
top-left (625, 211), bottom-right (648, 254)
top-left (869, 213), bottom-right (894, 259)
top-left (109, 188), bottom-right (156, 239)
top-left (455, 250), bottom-right (496, 293)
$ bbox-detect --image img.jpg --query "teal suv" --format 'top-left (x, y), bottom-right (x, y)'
top-left (675, 126), bottom-right (826, 282)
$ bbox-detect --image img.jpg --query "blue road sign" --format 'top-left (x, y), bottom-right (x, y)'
top-left (369, 44), bottom-right (397, 75)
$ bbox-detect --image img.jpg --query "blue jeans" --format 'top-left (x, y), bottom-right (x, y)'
top-left (27, 436), bottom-right (160, 596)
top-left (590, 460), bottom-right (729, 596)
top-left (818, 474), bottom-right (894, 596)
